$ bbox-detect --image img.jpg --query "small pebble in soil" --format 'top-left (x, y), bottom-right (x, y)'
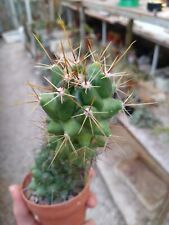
top-left (30, 195), bottom-right (39, 203)
top-left (68, 195), bottom-right (74, 200)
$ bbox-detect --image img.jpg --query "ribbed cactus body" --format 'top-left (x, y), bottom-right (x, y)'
top-left (29, 60), bottom-right (123, 203)
top-left (51, 65), bottom-right (63, 86)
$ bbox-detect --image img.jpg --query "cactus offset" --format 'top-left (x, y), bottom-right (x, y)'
top-left (28, 43), bottom-right (124, 204)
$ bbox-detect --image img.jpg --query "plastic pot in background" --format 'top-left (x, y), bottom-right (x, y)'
top-left (147, 2), bottom-right (162, 12)
top-left (21, 174), bottom-right (90, 225)
top-left (118, 0), bottom-right (139, 7)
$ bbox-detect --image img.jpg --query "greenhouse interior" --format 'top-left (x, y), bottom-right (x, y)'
top-left (1, 1), bottom-right (169, 225)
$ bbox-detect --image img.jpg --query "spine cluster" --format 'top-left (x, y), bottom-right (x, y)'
top-left (28, 52), bottom-right (123, 203)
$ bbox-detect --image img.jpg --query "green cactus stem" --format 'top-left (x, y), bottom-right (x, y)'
top-left (28, 42), bottom-right (124, 204)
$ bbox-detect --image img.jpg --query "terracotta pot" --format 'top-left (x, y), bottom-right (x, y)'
top-left (21, 174), bottom-right (90, 225)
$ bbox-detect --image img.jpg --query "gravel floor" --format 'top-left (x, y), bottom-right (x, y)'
top-left (0, 41), bottom-right (126, 225)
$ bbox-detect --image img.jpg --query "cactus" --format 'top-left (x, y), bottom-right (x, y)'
top-left (28, 37), bottom-right (124, 204)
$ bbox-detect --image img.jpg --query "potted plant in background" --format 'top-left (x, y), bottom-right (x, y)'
top-left (21, 25), bottom-right (125, 225)
top-left (118, 0), bottom-right (139, 7)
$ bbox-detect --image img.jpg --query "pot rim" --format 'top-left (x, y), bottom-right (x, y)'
top-left (21, 172), bottom-right (91, 209)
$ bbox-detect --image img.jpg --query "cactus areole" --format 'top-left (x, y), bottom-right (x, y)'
top-left (21, 46), bottom-right (123, 225)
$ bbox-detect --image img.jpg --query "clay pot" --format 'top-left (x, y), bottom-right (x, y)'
top-left (21, 174), bottom-right (90, 225)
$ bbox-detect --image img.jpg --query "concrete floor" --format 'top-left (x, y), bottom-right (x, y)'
top-left (0, 41), bottom-right (126, 225)
top-left (0, 41), bottom-right (43, 225)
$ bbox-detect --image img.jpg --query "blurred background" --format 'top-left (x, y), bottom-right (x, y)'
top-left (1, 0), bottom-right (169, 225)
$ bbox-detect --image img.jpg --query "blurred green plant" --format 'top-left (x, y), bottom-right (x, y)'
top-left (130, 106), bottom-right (161, 128)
